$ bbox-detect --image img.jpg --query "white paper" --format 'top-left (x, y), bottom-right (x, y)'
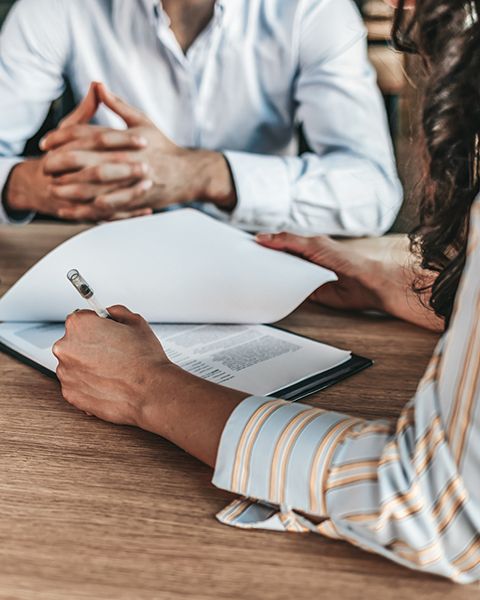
top-left (0, 322), bottom-right (350, 396)
top-left (0, 209), bottom-right (336, 324)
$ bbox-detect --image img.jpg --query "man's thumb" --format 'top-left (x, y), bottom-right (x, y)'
top-left (59, 81), bottom-right (101, 129)
top-left (96, 83), bottom-right (150, 127)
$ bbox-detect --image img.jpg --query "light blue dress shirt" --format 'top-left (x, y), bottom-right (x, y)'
top-left (0, 0), bottom-right (402, 234)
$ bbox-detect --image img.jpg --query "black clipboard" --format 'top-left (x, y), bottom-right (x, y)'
top-left (267, 325), bottom-right (372, 401)
top-left (0, 326), bottom-right (373, 402)
top-left (270, 354), bottom-right (372, 401)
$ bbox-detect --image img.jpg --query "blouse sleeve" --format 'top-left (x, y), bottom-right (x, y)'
top-left (212, 201), bottom-right (480, 584)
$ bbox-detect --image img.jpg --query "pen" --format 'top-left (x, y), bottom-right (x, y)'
top-left (67, 269), bottom-right (111, 319)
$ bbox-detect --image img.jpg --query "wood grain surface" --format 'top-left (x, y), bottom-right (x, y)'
top-left (0, 223), bottom-right (478, 599)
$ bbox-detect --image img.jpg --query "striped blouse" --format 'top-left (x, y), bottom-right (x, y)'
top-left (212, 199), bottom-right (480, 584)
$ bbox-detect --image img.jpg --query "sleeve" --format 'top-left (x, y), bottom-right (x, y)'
top-left (0, 0), bottom-right (70, 224)
top-left (223, 0), bottom-right (402, 236)
top-left (0, 158), bottom-right (32, 225)
top-left (213, 201), bottom-right (480, 584)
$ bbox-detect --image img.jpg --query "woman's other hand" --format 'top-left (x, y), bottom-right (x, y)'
top-left (256, 232), bottom-right (444, 331)
top-left (256, 232), bottom-right (385, 312)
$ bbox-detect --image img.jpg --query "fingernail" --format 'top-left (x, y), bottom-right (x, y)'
top-left (39, 137), bottom-right (48, 150)
top-left (256, 233), bottom-right (273, 241)
top-left (134, 163), bottom-right (148, 176)
top-left (140, 179), bottom-right (153, 191)
top-left (133, 136), bottom-right (148, 147)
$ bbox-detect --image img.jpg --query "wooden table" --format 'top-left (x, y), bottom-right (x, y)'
top-left (0, 223), bottom-right (478, 600)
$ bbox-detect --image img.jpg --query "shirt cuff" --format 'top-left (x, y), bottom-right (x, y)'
top-left (223, 151), bottom-right (291, 231)
top-left (0, 158), bottom-right (35, 225)
top-left (212, 396), bottom-right (360, 530)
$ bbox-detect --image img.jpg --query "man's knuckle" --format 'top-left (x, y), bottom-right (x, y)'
top-left (52, 341), bottom-right (63, 359)
top-left (61, 386), bottom-right (75, 405)
top-left (56, 206), bottom-right (69, 218)
top-left (95, 197), bottom-right (107, 208)
top-left (65, 313), bottom-right (77, 329)
top-left (78, 186), bottom-right (93, 200)
top-left (93, 165), bottom-right (106, 181)
top-left (95, 131), bottom-right (107, 146)
top-left (65, 184), bottom-right (80, 198)
top-left (65, 151), bottom-right (80, 167)
top-left (43, 155), bottom-right (54, 172)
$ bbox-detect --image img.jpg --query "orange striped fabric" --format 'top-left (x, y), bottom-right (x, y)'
top-left (213, 199), bottom-right (480, 584)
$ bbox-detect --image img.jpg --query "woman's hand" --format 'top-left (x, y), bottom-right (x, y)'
top-left (257, 233), bottom-right (385, 312)
top-left (257, 232), bottom-right (444, 332)
top-left (53, 305), bottom-right (247, 466)
top-left (53, 305), bottom-right (173, 427)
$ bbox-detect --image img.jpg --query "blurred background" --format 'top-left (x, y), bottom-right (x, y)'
top-left (0, 0), bottom-right (422, 233)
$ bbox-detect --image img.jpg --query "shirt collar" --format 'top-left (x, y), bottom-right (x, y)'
top-left (140, 0), bottom-right (159, 25)
top-left (140, 0), bottom-right (234, 26)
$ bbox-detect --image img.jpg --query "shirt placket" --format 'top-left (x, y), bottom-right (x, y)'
top-left (154, 2), bottom-right (224, 148)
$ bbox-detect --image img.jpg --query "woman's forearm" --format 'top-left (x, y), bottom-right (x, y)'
top-left (366, 258), bottom-right (442, 330)
top-left (137, 364), bottom-right (248, 468)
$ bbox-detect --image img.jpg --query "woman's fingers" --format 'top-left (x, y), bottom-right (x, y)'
top-left (256, 231), bottom-right (357, 276)
top-left (256, 231), bottom-right (333, 261)
top-left (106, 305), bottom-right (145, 325)
top-left (256, 232), bottom-right (315, 252)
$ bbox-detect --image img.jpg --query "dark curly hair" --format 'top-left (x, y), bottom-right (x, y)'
top-left (393, 0), bottom-right (480, 327)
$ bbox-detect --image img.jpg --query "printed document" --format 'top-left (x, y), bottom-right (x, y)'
top-left (0, 322), bottom-right (351, 396)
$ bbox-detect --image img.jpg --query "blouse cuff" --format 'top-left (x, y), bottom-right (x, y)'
top-left (212, 396), bottom-right (360, 530)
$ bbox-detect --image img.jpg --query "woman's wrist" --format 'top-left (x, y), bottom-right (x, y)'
top-left (356, 257), bottom-right (392, 313)
top-left (135, 362), bottom-right (185, 435)
top-left (360, 252), bottom-right (444, 331)
top-left (136, 362), bottom-right (247, 467)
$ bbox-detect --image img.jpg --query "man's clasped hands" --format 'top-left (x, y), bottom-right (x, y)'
top-left (7, 82), bottom-right (236, 221)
